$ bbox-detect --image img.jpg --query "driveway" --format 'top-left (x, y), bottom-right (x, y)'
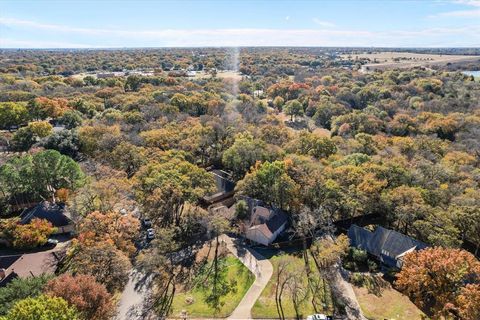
top-left (116, 270), bottom-right (152, 320)
top-left (329, 265), bottom-right (367, 320)
top-left (219, 235), bottom-right (273, 320)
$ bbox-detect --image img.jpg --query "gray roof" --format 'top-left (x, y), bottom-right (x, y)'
top-left (265, 208), bottom-right (288, 233)
top-left (347, 224), bottom-right (428, 268)
top-left (20, 202), bottom-right (72, 227)
top-left (369, 226), bottom-right (428, 258)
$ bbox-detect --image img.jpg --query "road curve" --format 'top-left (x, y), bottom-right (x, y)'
top-left (219, 235), bottom-right (273, 320)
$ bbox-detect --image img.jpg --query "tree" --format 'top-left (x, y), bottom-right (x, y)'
top-left (136, 227), bottom-right (192, 318)
top-left (68, 242), bottom-right (131, 292)
top-left (78, 210), bottom-right (139, 256)
top-left (134, 156), bottom-right (214, 227)
top-left (10, 127), bottom-right (36, 151)
top-left (381, 186), bottom-right (428, 234)
top-left (396, 247), bottom-right (480, 318)
top-left (125, 75), bottom-right (142, 92)
top-left (283, 99), bottom-right (304, 121)
top-left (0, 150), bottom-right (84, 208)
top-left (9, 120), bottom-right (52, 151)
top-left (108, 142), bottom-right (146, 178)
top-left (0, 275), bottom-right (51, 316)
top-left (455, 284), bottom-right (480, 320)
top-left (58, 110), bottom-right (83, 129)
top-left (199, 216), bottom-right (233, 312)
top-left (42, 130), bottom-right (81, 159)
top-left (12, 218), bottom-right (56, 249)
top-left (0, 102), bottom-right (29, 129)
top-left (222, 133), bottom-right (274, 179)
top-left (26, 121), bottom-right (53, 138)
top-left (45, 274), bottom-right (114, 320)
top-left (273, 96), bottom-right (285, 111)
top-left (28, 97), bottom-right (69, 120)
top-left (31, 150), bottom-right (85, 200)
top-left (237, 160), bottom-right (299, 210)
top-left (290, 131), bottom-right (337, 159)
top-left (0, 295), bottom-right (79, 320)
top-left (68, 176), bottom-right (134, 218)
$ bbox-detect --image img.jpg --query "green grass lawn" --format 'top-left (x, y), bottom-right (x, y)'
top-left (170, 256), bottom-right (254, 318)
top-left (252, 252), bottom-right (333, 319)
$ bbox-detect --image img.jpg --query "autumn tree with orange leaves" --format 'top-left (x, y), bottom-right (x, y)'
top-left (45, 274), bottom-right (115, 320)
top-left (396, 247), bottom-right (480, 319)
top-left (78, 210), bottom-right (139, 256)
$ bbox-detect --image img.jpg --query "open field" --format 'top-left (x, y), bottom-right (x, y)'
top-left (170, 256), bottom-right (254, 318)
top-left (193, 70), bottom-right (244, 81)
top-left (342, 51), bottom-right (480, 72)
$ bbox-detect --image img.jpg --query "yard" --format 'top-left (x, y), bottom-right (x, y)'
top-left (352, 275), bottom-right (425, 320)
top-left (252, 251), bottom-right (334, 319)
top-left (170, 255), bottom-right (254, 318)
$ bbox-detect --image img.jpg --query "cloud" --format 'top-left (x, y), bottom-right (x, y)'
top-left (312, 18), bottom-right (335, 28)
top-left (451, 0), bottom-right (480, 7)
top-left (429, 8), bottom-right (480, 17)
top-left (429, 0), bottom-right (480, 17)
top-left (0, 38), bottom-right (100, 48)
top-left (1, 17), bottom-right (479, 47)
top-left (285, 16), bottom-right (290, 21)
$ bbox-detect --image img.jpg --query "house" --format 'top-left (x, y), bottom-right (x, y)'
top-left (202, 170), bottom-right (235, 205)
top-left (347, 224), bottom-right (428, 269)
top-left (245, 201), bottom-right (288, 246)
top-left (0, 250), bottom-right (63, 287)
top-left (20, 202), bottom-right (75, 235)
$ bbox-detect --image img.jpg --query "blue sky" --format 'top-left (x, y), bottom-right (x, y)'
top-left (1, 0), bottom-right (479, 48)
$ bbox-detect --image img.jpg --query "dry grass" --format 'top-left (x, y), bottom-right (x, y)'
top-left (353, 283), bottom-right (425, 320)
top-left (341, 51), bottom-right (480, 71)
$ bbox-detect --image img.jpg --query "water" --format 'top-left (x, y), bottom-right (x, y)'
top-left (462, 70), bottom-right (480, 77)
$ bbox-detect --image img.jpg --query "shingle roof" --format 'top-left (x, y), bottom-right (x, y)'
top-left (347, 224), bottom-right (428, 268)
top-left (265, 208), bottom-right (288, 234)
top-left (370, 226), bottom-right (428, 258)
top-left (347, 224), bottom-right (374, 250)
top-left (20, 202), bottom-right (71, 227)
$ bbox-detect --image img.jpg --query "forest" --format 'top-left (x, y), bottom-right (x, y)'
top-left (0, 47), bottom-right (479, 320)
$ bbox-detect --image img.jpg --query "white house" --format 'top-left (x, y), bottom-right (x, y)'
top-left (245, 205), bottom-right (288, 246)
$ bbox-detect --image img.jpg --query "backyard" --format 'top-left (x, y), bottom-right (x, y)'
top-left (352, 275), bottom-right (425, 320)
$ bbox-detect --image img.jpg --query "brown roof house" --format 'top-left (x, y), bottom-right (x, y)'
top-left (0, 250), bottom-right (63, 287)
top-left (245, 201), bottom-right (288, 246)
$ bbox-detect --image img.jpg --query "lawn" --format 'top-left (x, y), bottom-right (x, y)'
top-left (353, 281), bottom-right (425, 320)
top-left (252, 252), bottom-right (333, 319)
top-left (170, 255), bottom-right (254, 318)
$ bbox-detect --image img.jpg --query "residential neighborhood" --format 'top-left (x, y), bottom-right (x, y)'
top-left (1, 1), bottom-right (480, 319)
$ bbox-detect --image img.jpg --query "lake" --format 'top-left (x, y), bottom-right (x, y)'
top-left (462, 71), bottom-right (480, 77)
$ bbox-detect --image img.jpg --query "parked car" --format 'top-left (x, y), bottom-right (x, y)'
top-left (146, 228), bottom-right (155, 240)
top-left (142, 218), bottom-right (152, 228)
top-left (307, 314), bottom-right (329, 320)
top-left (45, 238), bottom-right (59, 248)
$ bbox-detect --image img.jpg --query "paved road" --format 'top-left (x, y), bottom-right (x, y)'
top-left (219, 235), bottom-right (273, 320)
top-left (116, 270), bottom-right (151, 320)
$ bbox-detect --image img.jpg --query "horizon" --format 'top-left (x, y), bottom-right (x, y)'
top-left (1, 0), bottom-right (480, 48)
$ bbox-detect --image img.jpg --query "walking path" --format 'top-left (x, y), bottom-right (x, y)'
top-left (219, 235), bottom-right (273, 320)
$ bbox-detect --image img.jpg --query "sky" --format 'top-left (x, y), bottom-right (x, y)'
top-left (0, 0), bottom-right (480, 48)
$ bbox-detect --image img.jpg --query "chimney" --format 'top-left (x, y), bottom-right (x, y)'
top-left (0, 268), bottom-right (6, 280)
